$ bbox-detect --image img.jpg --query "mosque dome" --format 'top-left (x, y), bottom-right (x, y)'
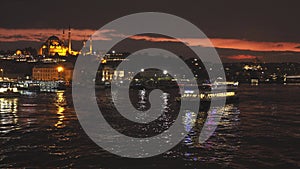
top-left (48, 35), bottom-right (60, 41)
top-left (45, 35), bottom-right (64, 46)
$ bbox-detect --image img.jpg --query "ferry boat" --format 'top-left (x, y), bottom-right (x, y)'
top-left (102, 78), bottom-right (239, 103)
top-left (176, 81), bottom-right (239, 103)
top-left (0, 81), bottom-right (21, 98)
top-left (285, 75), bottom-right (300, 85)
top-left (16, 80), bottom-right (67, 92)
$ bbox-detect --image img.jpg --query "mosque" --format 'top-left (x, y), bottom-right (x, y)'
top-left (38, 27), bottom-right (81, 56)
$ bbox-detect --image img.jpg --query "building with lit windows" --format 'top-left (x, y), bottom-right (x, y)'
top-left (100, 51), bottom-right (129, 82)
top-left (32, 65), bottom-right (73, 82)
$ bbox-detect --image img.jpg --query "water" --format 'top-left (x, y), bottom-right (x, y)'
top-left (0, 85), bottom-right (299, 168)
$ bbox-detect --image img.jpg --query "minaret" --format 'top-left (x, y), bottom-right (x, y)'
top-left (47, 40), bottom-right (51, 56)
top-left (83, 33), bottom-right (86, 48)
top-left (62, 29), bottom-right (65, 44)
top-left (82, 34), bottom-right (86, 55)
top-left (89, 36), bottom-right (93, 54)
top-left (68, 26), bottom-right (72, 54)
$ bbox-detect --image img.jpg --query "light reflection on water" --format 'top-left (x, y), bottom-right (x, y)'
top-left (0, 85), bottom-right (299, 168)
top-left (98, 88), bottom-right (241, 165)
top-left (0, 98), bottom-right (19, 134)
top-left (0, 89), bottom-right (241, 168)
top-left (54, 92), bottom-right (66, 129)
top-left (180, 104), bottom-right (240, 165)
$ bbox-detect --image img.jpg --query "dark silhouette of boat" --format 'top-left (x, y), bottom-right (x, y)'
top-left (0, 81), bottom-right (21, 98)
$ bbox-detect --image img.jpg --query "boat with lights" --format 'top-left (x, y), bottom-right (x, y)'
top-left (176, 81), bottom-right (239, 103)
top-left (0, 81), bottom-right (21, 98)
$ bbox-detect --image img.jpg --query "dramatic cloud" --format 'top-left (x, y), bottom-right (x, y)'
top-left (2, 28), bottom-right (300, 53)
top-left (130, 35), bottom-right (180, 43)
top-left (0, 28), bottom-right (113, 42)
top-left (130, 35), bottom-right (300, 53)
top-left (209, 39), bottom-right (300, 53)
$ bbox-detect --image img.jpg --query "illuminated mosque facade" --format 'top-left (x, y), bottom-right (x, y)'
top-left (38, 27), bottom-right (80, 56)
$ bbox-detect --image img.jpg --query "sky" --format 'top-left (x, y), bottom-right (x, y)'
top-left (1, 0), bottom-right (300, 62)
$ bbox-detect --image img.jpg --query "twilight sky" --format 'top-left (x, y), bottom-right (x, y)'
top-left (1, 0), bottom-right (300, 62)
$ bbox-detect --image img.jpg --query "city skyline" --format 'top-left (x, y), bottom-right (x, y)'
top-left (1, 0), bottom-right (300, 63)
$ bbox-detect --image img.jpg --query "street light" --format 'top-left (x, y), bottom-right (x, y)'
top-left (0, 69), bottom-right (3, 79)
top-left (57, 66), bottom-right (64, 73)
top-left (57, 66), bottom-right (64, 81)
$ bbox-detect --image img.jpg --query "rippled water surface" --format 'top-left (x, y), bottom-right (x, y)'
top-left (0, 85), bottom-right (299, 168)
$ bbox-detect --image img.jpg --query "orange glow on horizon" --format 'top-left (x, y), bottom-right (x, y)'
top-left (130, 35), bottom-right (300, 53)
top-left (226, 55), bottom-right (261, 60)
top-left (1, 28), bottom-right (300, 53)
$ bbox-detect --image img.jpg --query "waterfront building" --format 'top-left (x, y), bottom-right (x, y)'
top-left (100, 51), bottom-right (129, 82)
top-left (32, 65), bottom-right (73, 83)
